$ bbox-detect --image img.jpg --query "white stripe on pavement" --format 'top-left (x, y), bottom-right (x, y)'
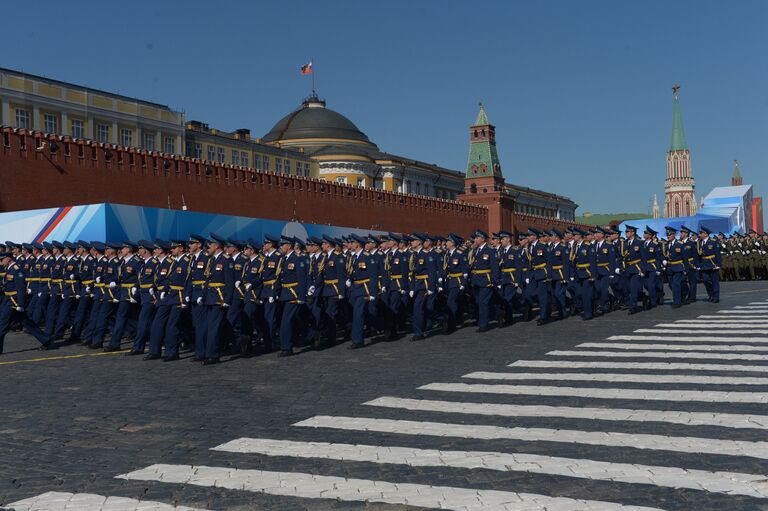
top-left (5, 492), bottom-right (210, 511)
top-left (463, 371), bottom-right (768, 386)
top-left (609, 335), bottom-right (768, 343)
top-left (364, 396), bottom-right (768, 429)
top-left (116, 463), bottom-right (663, 511)
top-left (678, 319), bottom-right (768, 323)
top-left (734, 306), bottom-right (768, 309)
top-left (294, 415), bottom-right (768, 460)
top-left (579, 343), bottom-right (768, 352)
top-left (657, 323), bottom-right (768, 329)
top-left (510, 359), bottom-right (768, 373)
top-left (211, 437), bottom-right (768, 499)
top-left (700, 315), bottom-right (768, 319)
top-left (547, 350), bottom-right (768, 361)
top-left (718, 310), bottom-right (768, 314)
top-left (418, 382), bottom-right (768, 404)
top-left (633, 329), bottom-right (768, 335)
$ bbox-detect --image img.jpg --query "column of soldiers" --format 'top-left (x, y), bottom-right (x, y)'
top-left (0, 223), bottom-right (733, 359)
top-left (719, 229), bottom-right (768, 281)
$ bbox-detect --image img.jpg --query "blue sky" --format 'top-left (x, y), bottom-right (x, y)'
top-left (4, 1), bottom-right (767, 213)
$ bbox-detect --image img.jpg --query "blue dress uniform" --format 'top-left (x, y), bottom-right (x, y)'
top-left (70, 241), bottom-right (94, 343)
top-left (108, 244), bottom-right (141, 350)
top-left (91, 246), bottom-right (121, 348)
top-left (130, 242), bottom-right (158, 355)
top-left (409, 240), bottom-right (439, 340)
top-left (367, 239), bottom-right (388, 334)
top-left (304, 237), bottom-right (325, 346)
top-left (44, 246), bottom-right (66, 335)
top-left (32, 247), bottom-right (52, 325)
top-left (203, 242), bottom-right (235, 363)
top-left (186, 235), bottom-right (210, 359)
top-left (623, 226), bottom-right (645, 313)
top-left (241, 239), bottom-right (263, 351)
top-left (51, 243), bottom-right (80, 341)
top-left (698, 227), bottom-right (721, 302)
top-left (319, 236), bottom-right (346, 346)
top-left (0, 254), bottom-right (50, 353)
top-left (443, 235), bottom-right (468, 333)
top-left (259, 235), bottom-right (282, 351)
top-left (278, 238), bottom-right (309, 355)
top-left (609, 234), bottom-right (626, 308)
top-left (548, 235), bottom-right (570, 319)
top-left (640, 227), bottom-right (660, 308)
top-left (147, 243), bottom-right (175, 358)
top-left (347, 235), bottom-right (380, 348)
top-left (384, 237), bottom-right (408, 334)
top-left (593, 232), bottom-right (614, 314)
top-left (161, 244), bottom-right (191, 359)
top-left (663, 227), bottom-right (686, 306)
top-left (468, 231), bottom-right (500, 331)
top-left (497, 234), bottom-right (520, 325)
top-left (82, 244), bottom-right (106, 344)
top-left (572, 233), bottom-right (596, 319)
top-left (680, 227), bottom-right (699, 303)
top-left (225, 240), bottom-right (247, 349)
top-left (26, 247), bottom-right (44, 323)
top-left (527, 230), bottom-right (551, 323)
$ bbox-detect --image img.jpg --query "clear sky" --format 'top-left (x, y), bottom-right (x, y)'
top-left (4, 0), bottom-right (767, 214)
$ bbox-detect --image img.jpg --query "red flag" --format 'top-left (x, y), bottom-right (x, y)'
top-left (300, 61), bottom-right (313, 75)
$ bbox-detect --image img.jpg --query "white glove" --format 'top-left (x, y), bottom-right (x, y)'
top-left (569, 277), bottom-right (575, 282)
top-left (184, 296), bottom-right (190, 303)
top-left (245, 282), bottom-right (252, 290)
top-left (37, 292), bottom-right (42, 297)
top-left (108, 281), bottom-right (116, 289)
top-left (234, 280), bottom-right (241, 288)
top-left (149, 288), bottom-right (156, 297)
top-left (380, 286), bottom-right (386, 293)
top-left (221, 302), bottom-right (230, 308)
top-left (268, 296), bottom-right (275, 303)
top-left (662, 260), bottom-right (667, 266)
top-left (525, 278), bottom-right (531, 285)
top-left (437, 277), bottom-right (443, 283)
top-left (196, 297), bottom-right (203, 305)
top-left (112, 299), bottom-right (119, 303)
top-left (75, 294), bottom-right (81, 299)
top-left (129, 297), bottom-right (137, 304)
top-left (337, 295), bottom-right (343, 299)
top-left (181, 304), bottom-right (188, 309)
top-left (69, 274), bottom-right (75, 280)
top-left (297, 300), bottom-right (305, 304)
top-left (463, 273), bottom-right (468, 278)
top-left (15, 306), bottom-right (24, 312)
top-left (85, 286), bottom-right (91, 294)
top-left (437, 287), bottom-right (443, 293)
top-left (614, 268), bottom-right (621, 275)
top-left (497, 285), bottom-right (502, 289)
top-left (399, 290), bottom-right (406, 295)
top-left (131, 286), bottom-right (137, 296)
top-left (95, 276), bottom-right (102, 283)
top-left (26, 287), bottom-right (32, 295)
top-left (345, 279), bottom-right (352, 288)
top-left (160, 291), bottom-right (166, 300)
top-left (409, 290), bottom-right (414, 298)
top-left (459, 285), bottom-right (464, 291)
top-left (308, 285), bottom-right (316, 295)
top-left (655, 271), bottom-right (661, 276)
top-left (367, 296), bottom-right (376, 302)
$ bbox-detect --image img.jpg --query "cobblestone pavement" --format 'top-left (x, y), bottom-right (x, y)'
top-left (1, 281), bottom-right (768, 510)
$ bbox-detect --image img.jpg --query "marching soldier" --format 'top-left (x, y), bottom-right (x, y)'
top-left (548, 229), bottom-right (570, 319)
top-left (202, 235), bottom-right (234, 365)
top-left (49, 241), bottom-right (80, 343)
top-left (527, 228), bottom-right (550, 325)
top-left (146, 240), bottom-right (174, 360)
top-left (679, 226), bottom-right (699, 303)
top-left (699, 226), bottom-right (721, 303)
top-left (571, 229), bottom-right (596, 320)
top-left (225, 238), bottom-right (247, 352)
top-left (106, 242), bottom-right (140, 352)
top-left (319, 235), bottom-right (346, 347)
top-left (277, 236), bottom-right (308, 357)
top-left (497, 231), bottom-right (520, 326)
top-left (663, 226), bottom-right (685, 308)
top-left (259, 234), bottom-right (282, 352)
top-left (623, 225), bottom-right (645, 314)
top-left (641, 226), bottom-right (660, 308)
top-left (90, 242), bottom-right (121, 349)
top-left (127, 240), bottom-right (157, 356)
top-left (241, 238), bottom-right (263, 353)
top-left (409, 233), bottom-right (439, 341)
top-left (159, 240), bottom-right (191, 361)
top-left (468, 230), bottom-right (499, 332)
top-left (69, 241), bottom-right (94, 344)
top-left (593, 227), bottom-right (614, 315)
top-left (0, 251), bottom-right (50, 354)
top-left (186, 234), bottom-right (209, 360)
top-left (346, 233), bottom-right (380, 349)
top-left (443, 233), bottom-right (468, 333)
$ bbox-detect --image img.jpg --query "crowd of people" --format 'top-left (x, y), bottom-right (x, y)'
top-left (0, 224), bottom-right (727, 362)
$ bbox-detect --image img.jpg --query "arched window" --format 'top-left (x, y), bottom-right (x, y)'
top-left (685, 198), bottom-right (690, 216)
top-left (674, 198), bottom-right (680, 217)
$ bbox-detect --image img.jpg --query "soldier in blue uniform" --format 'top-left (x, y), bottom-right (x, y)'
top-left (49, 241), bottom-right (80, 343)
top-left (623, 225), bottom-right (645, 314)
top-left (82, 242), bottom-right (106, 346)
top-left (548, 229), bottom-right (570, 320)
top-left (44, 241), bottom-right (66, 337)
top-left (159, 240), bottom-right (191, 361)
top-left (641, 226), bottom-right (660, 308)
top-left (185, 234), bottom-right (209, 360)
top-left (385, 234), bottom-right (410, 336)
top-left (496, 231), bottom-right (519, 326)
top-left (607, 229), bottom-right (626, 310)
top-left (468, 230), bottom-right (499, 332)
top-left (90, 242), bottom-right (121, 349)
top-left (698, 226), bottom-right (721, 303)
top-left (69, 241), bottom-right (94, 344)
top-left (259, 234), bottom-right (282, 352)
top-left (593, 227), bottom-right (614, 315)
top-left (443, 233), bottom-right (468, 333)
top-left (126, 240), bottom-right (157, 355)
top-left (225, 238), bottom-right (247, 353)
top-left (277, 236), bottom-right (308, 356)
top-left (409, 234), bottom-right (438, 341)
top-left (304, 236), bottom-right (324, 347)
top-left (365, 235), bottom-right (388, 337)
top-left (662, 226), bottom-right (685, 308)
top-left (526, 228), bottom-right (551, 325)
top-left (318, 235), bottom-right (346, 347)
top-left (679, 226), bottom-right (699, 304)
top-left (571, 229), bottom-right (596, 320)
top-left (145, 240), bottom-right (174, 359)
top-left (241, 238), bottom-right (263, 353)
top-left (32, 243), bottom-right (52, 325)
top-left (105, 242), bottom-right (140, 352)
top-left (202, 234), bottom-right (234, 365)
top-left (0, 252), bottom-right (50, 354)
top-left (346, 233), bottom-right (380, 348)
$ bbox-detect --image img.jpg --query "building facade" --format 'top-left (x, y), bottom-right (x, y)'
top-left (664, 86), bottom-right (697, 218)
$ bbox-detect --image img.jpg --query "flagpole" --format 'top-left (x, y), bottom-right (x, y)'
top-left (311, 56), bottom-right (315, 95)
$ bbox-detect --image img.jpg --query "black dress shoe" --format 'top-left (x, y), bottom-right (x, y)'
top-left (671, 304), bottom-right (682, 309)
top-left (536, 318), bottom-right (548, 326)
top-left (410, 334), bottom-right (424, 342)
top-left (78, 341), bottom-right (90, 346)
top-left (476, 326), bottom-right (489, 333)
top-left (202, 358), bottom-right (220, 365)
top-left (125, 350), bottom-right (143, 356)
top-left (39, 343), bottom-right (51, 351)
top-left (103, 346), bottom-right (121, 353)
top-left (712, 298), bottom-right (720, 303)
top-left (88, 343), bottom-right (102, 349)
top-left (628, 307), bottom-right (642, 315)
top-left (192, 356), bottom-right (205, 362)
top-left (143, 354), bottom-right (161, 361)
top-left (347, 343), bottom-right (364, 350)
top-left (162, 354), bottom-right (180, 362)
top-left (277, 349), bottom-right (294, 357)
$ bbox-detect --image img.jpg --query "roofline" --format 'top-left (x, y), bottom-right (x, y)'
top-left (505, 183), bottom-right (576, 205)
top-left (0, 66), bottom-right (176, 112)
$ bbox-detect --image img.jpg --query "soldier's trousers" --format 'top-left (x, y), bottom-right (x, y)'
top-left (70, 296), bottom-right (92, 341)
top-left (279, 301), bottom-right (301, 351)
top-left (551, 280), bottom-right (567, 317)
top-left (445, 287), bottom-right (463, 330)
top-left (132, 302), bottom-right (156, 353)
top-left (701, 269), bottom-right (720, 300)
top-left (52, 296), bottom-right (77, 340)
top-left (263, 299), bottom-right (278, 349)
top-left (0, 298), bottom-right (49, 352)
top-left (149, 304), bottom-right (173, 356)
top-left (643, 273), bottom-right (657, 307)
top-left (163, 305), bottom-right (185, 357)
top-left (412, 290), bottom-right (432, 337)
top-left (110, 300), bottom-right (135, 349)
top-left (204, 305), bottom-right (226, 360)
top-left (32, 292), bottom-right (49, 325)
top-left (685, 269), bottom-right (698, 302)
top-left (82, 297), bottom-right (102, 342)
top-left (92, 300), bottom-right (116, 345)
top-left (44, 293), bottom-right (62, 336)
top-left (305, 298), bottom-right (323, 344)
top-left (595, 275), bottom-right (611, 311)
top-left (575, 278), bottom-right (594, 319)
top-left (531, 279), bottom-right (549, 320)
top-left (191, 302), bottom-right (207, 358)
top-left (320, 296), bottom-right (340, 343)
top-left (668, 272), bottom-right (683, 305)
top-left (350, 295), bottom-right (370, 346)
top-left (473, 286), bottom-right (493, 329)
top-left (628, 274), bottom-right (642, 308)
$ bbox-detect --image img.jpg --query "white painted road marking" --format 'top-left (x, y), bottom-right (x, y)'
top-left (294, 415), bottom-right (768, 460)
top-left (633, 329), bottom-right (768, 335)
top-left (116, 463), bottom-right (664, 511)
top-left (418, 382), bottom-right (768, 403)
top-left (656, 323), bottom-right (768, 329)
top-left (510, 359), bottom-right (768, 373)
top-left (678, 319), bottom-right (768, 323)
top-left (718, 310), bottom-right (768, 314)
top-left (607, 335), bottom-right (768, 343)
top-left (547, 350), bottom-right (768, 361)
top-left (364, 396), bottom-right (768, 429)
top-left (579, 342), bottom-right (768, 352)
top-left (211, 437), bottom-right (768, 499)
top-left (5, 491), bottom-right (210, 510)
top-left (700, 315), bottom-right (768, 319)
top-left (463, 371), bottom-right (768, 386)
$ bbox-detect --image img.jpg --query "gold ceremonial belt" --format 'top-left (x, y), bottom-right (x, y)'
top-left (703, 255), bottom-right (716, 260)
top-left (140, 284), bottom-right (153, 289)
top-left (668, 260), bottom-right (684, 265)
top-left (192, 280), bottom-right (206, 286)
top-left (52, 279), bottom-right (63, 283)
top-left (448, 272), bottom-right (464, 277)
top-left (121, 283), bottom-right (135, 288)
top-left (646, 259), bottom-right (656, 263)
top-left (65, 280), bottom-right (78, 284)
top-left (263, 279), bottom-right (277, 285)
top-left (26, 277), bottom-right (40, 282)
top-left (576, 263), bottom-right (591, 268)
top-left (415, 275), bottom-right (429, 280)
top-left (551, 265), bottom-right (564, 270)
top-left (283, 282), bottom-right (298, 288)
top-left (597, 263), bottom-right (610, 267)
top-left (5, 291), bottom-right (17, 296)
top-left (354, 279), bottom-right (370, 285)
top-left (323, 279), bottom-right (339, 284)
top-left (81, 280), bottom-right (94, 285)
top-left (209, 283), bottom-right (225, 287)
top-left (533, 263), bottom-right (547, 269)
top-left (170, 285), bottom-right (184, 291)
top-left (626, 259), bottom-right (641, 265)
top-left (389, 275), bottom-right (404, 279)
top-left (471, 269), bottom-right (491, 274)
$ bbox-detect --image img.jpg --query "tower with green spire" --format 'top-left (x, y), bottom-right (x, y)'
top-left (465, 102), bottom-right (504, 192)
top-left (664, 85), bottom-right (696, 218)
top-left (732, 159), bottom-right (743, 186)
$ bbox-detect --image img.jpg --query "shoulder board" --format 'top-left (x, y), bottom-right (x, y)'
top-left (456, 249), bottom-right (464, 254)
top-left (363, 251), bottom-right (370, 256)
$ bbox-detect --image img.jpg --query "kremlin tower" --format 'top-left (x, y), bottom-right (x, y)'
top-left (664, 85), bottom-right (697, 218)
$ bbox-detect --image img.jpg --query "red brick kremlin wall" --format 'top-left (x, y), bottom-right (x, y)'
top-left (0, 129), bottom-right (582, 236)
